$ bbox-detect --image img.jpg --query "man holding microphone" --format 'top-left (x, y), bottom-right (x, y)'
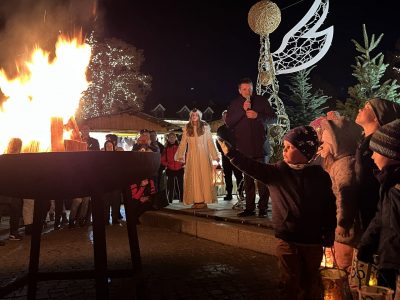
top-left (225, 78), bottom-right (276, 217)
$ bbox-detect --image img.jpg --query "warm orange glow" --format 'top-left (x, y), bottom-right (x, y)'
top-left (321, 247), bottom-right (334, 268)
top-left (0, 35), bottom-right (91, 153)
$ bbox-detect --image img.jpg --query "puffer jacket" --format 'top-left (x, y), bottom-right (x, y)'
top-left (320, 117), bottom-right (363, 246)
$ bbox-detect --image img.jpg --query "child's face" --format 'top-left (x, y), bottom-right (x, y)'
top-left (371, 151), bottom-right (395, 170)
top-left (282, 140), bottom-right (308, 164)
top-left (355, 102), bottom-right (378, 128)
top-left (167, 134), bottom-right (177, 144)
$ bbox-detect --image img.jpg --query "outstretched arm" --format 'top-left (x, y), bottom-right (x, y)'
top-left (218, 139), bottom-right (277, 184)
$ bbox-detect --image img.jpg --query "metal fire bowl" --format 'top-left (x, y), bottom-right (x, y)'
top-left (0, 151), bottom-right (160, 199)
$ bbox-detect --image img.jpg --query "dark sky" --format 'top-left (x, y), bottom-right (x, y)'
top-left (1, 0), bottom-right (399, 114)
top-left (99, 0), bottom-right (399, 113)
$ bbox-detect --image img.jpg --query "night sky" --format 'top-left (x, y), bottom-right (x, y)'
top-left (1, 0), bottom-right (399, 115)
top-left (100, 0), bottom-right (399, 114)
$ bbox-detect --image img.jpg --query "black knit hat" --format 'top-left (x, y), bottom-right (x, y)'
top-left (368, 98), bottom-right (400, 126)
top-left (370, 119), bottom-right (400, 160)
top-left (283, 125), bottom-right (319, 161)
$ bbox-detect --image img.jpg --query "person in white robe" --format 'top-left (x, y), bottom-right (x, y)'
top-left (175, 109), bottom-right (220, 208)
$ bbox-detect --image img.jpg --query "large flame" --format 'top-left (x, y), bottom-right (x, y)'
top-left (0, 35), bottom-right (91, 153)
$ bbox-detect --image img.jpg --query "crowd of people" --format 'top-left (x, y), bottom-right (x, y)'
top-left (1, 77), bottom-right (400, 300)
top-left (218, 83), bottom-right (400, 299)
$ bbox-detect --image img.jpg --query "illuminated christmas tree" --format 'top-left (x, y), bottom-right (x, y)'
top-left (337, 25), bottom-right (400, 119)
top-left (78, 35), bottom-right (151, 120)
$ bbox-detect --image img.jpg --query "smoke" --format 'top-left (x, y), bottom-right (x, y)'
top-left (0, 0), bottom-right (102, 75)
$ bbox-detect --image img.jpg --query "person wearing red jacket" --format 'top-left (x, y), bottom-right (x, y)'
top-left (161, 132), bottom-right (185, 203)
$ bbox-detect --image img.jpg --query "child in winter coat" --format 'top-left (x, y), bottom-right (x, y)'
top-left (357, 119), bottom-right (400, 292)
top-left (318, 117), bottom-right (363, 272)
top-left (161, 132), bottom-right (184, 203)
top-left (218, 125), bottom-right (336, 300)
top-left (126, 131), bottom-right (158, 220)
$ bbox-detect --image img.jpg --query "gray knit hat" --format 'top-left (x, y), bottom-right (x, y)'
top-left (368, 98), bottom-right (400, 126)
top-left (370, 119), bottom-right (400, 160)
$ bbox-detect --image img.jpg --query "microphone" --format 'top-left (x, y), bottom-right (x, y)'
top-left (246, 96), bottom-right (251, 111)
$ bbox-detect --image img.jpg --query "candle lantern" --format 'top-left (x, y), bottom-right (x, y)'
top-left (358, 286), bottom-right (394, 300)
top-left (213, 164), bottom-right (224, 186)
top-left (349, 249), bottom-right (379, 288)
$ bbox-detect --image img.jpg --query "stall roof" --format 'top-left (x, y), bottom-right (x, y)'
top-left (82, 112), bottom-right (180, 133)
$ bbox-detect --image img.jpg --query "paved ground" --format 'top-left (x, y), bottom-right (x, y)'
top-left (0, 199), bottom-right (280, 300)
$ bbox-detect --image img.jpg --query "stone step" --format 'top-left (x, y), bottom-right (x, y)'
top-left (140, 210), bottom-right (278, 256)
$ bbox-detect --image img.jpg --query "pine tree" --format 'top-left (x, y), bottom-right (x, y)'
top-left (285, 66), bottom-right (329, 128)
top-left (77, 35), bottom-right (152, 120)
top-left (385, 38), bottom-right (400, 85)
top-left (336, 25), bottom-right (400, 120)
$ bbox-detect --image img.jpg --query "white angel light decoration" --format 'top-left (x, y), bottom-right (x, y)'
top-left (248, 0), bottom-right (333, 145)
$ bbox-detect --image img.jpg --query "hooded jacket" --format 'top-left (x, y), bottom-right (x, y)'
top-left (320, 117), bottom-right (363, 246)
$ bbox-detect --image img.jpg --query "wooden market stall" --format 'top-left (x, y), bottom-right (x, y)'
top-left (82, 112), bottom-right (180, 133)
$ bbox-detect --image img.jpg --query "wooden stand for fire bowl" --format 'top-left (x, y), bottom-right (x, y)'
top-left (0, 151), bottom-right (160, 300)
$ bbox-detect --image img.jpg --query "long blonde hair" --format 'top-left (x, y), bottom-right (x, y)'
top-left (186, 109), bottom-right (207, 137)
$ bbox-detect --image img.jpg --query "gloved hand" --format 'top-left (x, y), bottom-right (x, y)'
top-left (217, 138), bottom-right (232, 155)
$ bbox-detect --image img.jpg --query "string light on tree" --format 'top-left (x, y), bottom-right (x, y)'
top-left (78, 33), bottom-right (152, 120)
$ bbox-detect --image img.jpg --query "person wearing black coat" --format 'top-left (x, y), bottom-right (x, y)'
top-left (216, 110), bottom-right (243, 200)
top-left (218, 125), bottom-right (336, 300)
top-left (355, 98), bottom-right (400, 231)
top-left (226, 78), bottom-right (276, 217)
top-left (357, 119), bottom-right (400, 292)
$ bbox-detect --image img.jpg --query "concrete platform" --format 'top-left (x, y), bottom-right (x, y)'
top-left (140, 198), bottom-right (278, 256)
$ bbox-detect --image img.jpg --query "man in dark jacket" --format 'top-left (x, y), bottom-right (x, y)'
top-left (216, 110), bottom-right (243, 200)
top-left (226, 78), bottom-right (276, 217)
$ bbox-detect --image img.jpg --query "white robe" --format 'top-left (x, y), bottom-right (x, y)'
top-left (175, 125), bottom-right (219, 205)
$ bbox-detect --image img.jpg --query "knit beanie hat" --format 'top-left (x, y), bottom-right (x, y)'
top-left (284, 125), bottom-right (319, 161)
top-left (370, 119), bottom-right (400, 160)
top-left (368, 98), bottom-right (400, 126)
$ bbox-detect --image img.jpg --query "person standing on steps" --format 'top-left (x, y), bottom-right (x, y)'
top-left (216, 110), bottom-right (243, 201)
top-left (226, 78), bottom-right (276, 217)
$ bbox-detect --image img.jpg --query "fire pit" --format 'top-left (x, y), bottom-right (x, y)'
top-left (0, 151), bottom-right (160, 299)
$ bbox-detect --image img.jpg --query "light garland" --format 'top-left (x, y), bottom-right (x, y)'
top-left (78, 33), bottom-right (151, 120)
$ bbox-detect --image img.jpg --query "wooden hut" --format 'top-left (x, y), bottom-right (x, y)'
top-left (82, 112), bottom-right (180, 133)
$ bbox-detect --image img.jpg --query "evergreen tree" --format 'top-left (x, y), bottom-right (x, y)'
top-left (385, 38), bottom-right (400, 85)
top-left (77, 35), bottom-right (152, 120)
top-left (285, 66), bottom-right (329, 128)
top-left (337, 25), bottom-right (400, 120)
